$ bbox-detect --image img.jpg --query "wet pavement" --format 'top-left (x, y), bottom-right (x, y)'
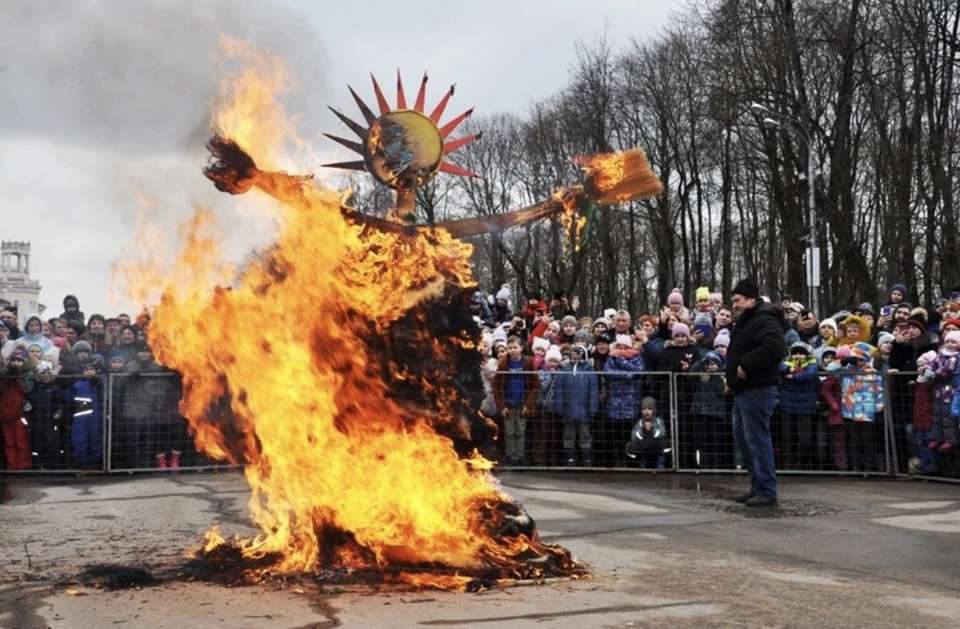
top-left (1, 470), bottom-right (959, 628)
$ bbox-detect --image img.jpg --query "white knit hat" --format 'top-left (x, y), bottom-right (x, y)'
top-left (532, 337), bottom-right (551, 353)
top-left (604, 308), bottom-right (617, 320)
top-left (615, 334), bottom-right (633, 348)
top-left (495, 284), bottom-right (512, 301)
top-left (545, 346), bottom-right (563, 364)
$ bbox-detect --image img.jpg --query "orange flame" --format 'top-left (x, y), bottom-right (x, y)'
top-left (117, 38), bottom-right (574, 587)
top-left (553, 189), bottom-right (587, 253)
top-left (575, 149), bottom-right (664, 206)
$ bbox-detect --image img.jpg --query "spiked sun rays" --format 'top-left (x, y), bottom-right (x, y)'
top-left (323, 71), bottom-right (481, 188)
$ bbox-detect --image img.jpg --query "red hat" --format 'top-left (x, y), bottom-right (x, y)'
top-left (906, 316), bottom-right (927, 332)
top-left (942, 318), bottom-right (960, 331)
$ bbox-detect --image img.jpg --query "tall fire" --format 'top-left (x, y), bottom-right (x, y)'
top-left (116, 38), bottom-right (661, 590)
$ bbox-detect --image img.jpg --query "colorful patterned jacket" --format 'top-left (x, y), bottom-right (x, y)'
top-left (826, 363), bottom-right (883, 423)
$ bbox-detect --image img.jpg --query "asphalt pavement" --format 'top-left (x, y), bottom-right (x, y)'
top-left (1, 471), bottom-right (959, 628)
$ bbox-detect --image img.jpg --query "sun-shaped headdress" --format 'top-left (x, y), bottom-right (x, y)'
top-left (323, 72), bottom-right (481, 221)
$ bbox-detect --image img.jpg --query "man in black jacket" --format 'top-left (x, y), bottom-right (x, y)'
top-left (725, 279), bottom-right (787, 507)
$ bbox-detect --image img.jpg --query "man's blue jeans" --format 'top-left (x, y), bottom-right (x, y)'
top-left (732, 385), bottom-right (779, 499)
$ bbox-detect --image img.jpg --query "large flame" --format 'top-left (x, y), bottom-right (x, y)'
top-left (115, 38), bottom-right (573, 589)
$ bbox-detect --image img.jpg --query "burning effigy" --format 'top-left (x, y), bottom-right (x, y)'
top-left (119, 39), bottom-right (662, 590)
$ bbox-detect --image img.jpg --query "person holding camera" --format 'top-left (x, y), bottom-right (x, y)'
top-left (508, 315), bottom-right (528, 343)
top-left (549, 292), bottom-right (578, 321)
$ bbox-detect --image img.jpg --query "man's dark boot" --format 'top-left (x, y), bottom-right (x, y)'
top-left (745, 494), bottom-right (777, 507)
top-left (564, 450), bottom-right (576, 467)
top-left (733, 489), bottom-right (757, 503)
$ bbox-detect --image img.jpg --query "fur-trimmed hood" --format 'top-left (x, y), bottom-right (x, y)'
top-left (827, 314), bottom-right (872, 347)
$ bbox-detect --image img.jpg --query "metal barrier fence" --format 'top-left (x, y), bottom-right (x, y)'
top-left (486, 369), bottom-right (678, 470)
top-left (885, 371), bottom-right (960, 483)
top-left (2, 368), bottom-right (958, 482)
top-left (0, 372), bottom-right (230, 473)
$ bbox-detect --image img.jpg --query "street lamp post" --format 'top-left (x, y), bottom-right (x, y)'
top-left (750, 103), bottom-right (820, 318)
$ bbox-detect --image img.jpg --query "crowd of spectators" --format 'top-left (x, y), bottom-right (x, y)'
top-left (0, 295), bottom-right (189, 471)
top-left (4, 283), bottom-right (960, 479)
top-left (475, 282), bottom-right (960, 478)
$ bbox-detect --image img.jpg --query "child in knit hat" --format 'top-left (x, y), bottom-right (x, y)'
top-left (573, 329), bottom-right (593, 354)
top-left (0, 347), bottom-right (35, 470)
top-left (688, 351), bottom-right (731, 468)
top-left (29, 365), bottom-right (65, 469)
top-left (493, 336), bottom-right (540, 466)
top-left (108, 355), bottom-right (126, 374)
top-left (493, 284), bottom-right (513, 326)
top-left (666, 288), bottom-right (690, 320)
top-left (911, 351), bottom-right (938, 474)
top-left (531, 337), bottom-right (551, 369)
top-left (554, 345), bottom-right (599, 466)
top-left (65, 361), bottom-right (105, 468)
top-left (712, 328), bottom-right (730, 359)
top-left (560, 315), bottom-right (578, 345)
top-left (874, 332), bottom-right (895, 373)
top-left (925, 331), bottom-right (960, 453)
top-left (826, 343), bottom-right (883, 472)
top-left (779, 343), bottom-right (819, 470)
top-left (888, 283), bottom-right (908, 306)
top-left (695, 287), bottom-right (712, 312)
top-left (818, 347), bottom-right (847, 471)
top-left (603, 334), bottom-right (646, 465)
top-left (625, 397), bottom-right (669, 469)
top-left (657, 323), bottom-right (702, 372)
top-left (533, 346), bottom-right (564, 466)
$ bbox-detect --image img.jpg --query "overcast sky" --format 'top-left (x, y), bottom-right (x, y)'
top-left (0, 0), bottom-right (672, 318)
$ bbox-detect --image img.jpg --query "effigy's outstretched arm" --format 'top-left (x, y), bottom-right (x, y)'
top-left (204, 136), bottom-right (663, 239)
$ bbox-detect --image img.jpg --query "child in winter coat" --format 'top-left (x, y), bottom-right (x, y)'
top-left (533, 346), bottom-right (563, 466)
top-left (779, 342), bottom-right (820, 470)
top-left (689, 351), bottom-right (730, 468)
top-left (819, 347), bottom-right (847, 471)
top-left (925, 330), bottom-right (960, 453)
top-left (0, 347), bottom-right (35, 470)
top-left (65, 362), bottom-right (105, 468)
top-left (659, 323), bottom-right (703, 468)
top-left (827, 343), bottom-right (884, 472)
top-left (625, 397), bottom-right (669, 469)
top-left (29, 365), bottom-right (65, 469)
top-left (531, 337), bottom-right (551, 370)
top-left (603, 335), bottom-right (646, 464)
top-left (493, 336), bottom-right (539, 466)
top-left (911, 351), bottom-right (937, 474)
top-left (554, 345), bottom-right (599, 466)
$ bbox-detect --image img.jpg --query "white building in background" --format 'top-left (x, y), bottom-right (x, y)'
top-left (0, 241), bottom-right (45, 316)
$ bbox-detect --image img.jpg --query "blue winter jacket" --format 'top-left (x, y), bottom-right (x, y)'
top-left (641, 337), bottom-right (664, 367)
top-left (603, 352), bottom-right (646, 421)
top-left (778, 357), bottom-right (820, 414)
top-left (554, 361), bottom-right (600, 421)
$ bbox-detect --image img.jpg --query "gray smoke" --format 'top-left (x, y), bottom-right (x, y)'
top-left (0, 1), bottom-right (337, 316)
top-left (0, 0), bottom-right (330, 154)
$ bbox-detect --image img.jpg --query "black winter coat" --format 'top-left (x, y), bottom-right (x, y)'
top-left (657, 343), bottom-right (703, 373)
top-left (889, 332), bottom-right (939, 371)
top-left (725, 303), bottom-right (788, 393)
